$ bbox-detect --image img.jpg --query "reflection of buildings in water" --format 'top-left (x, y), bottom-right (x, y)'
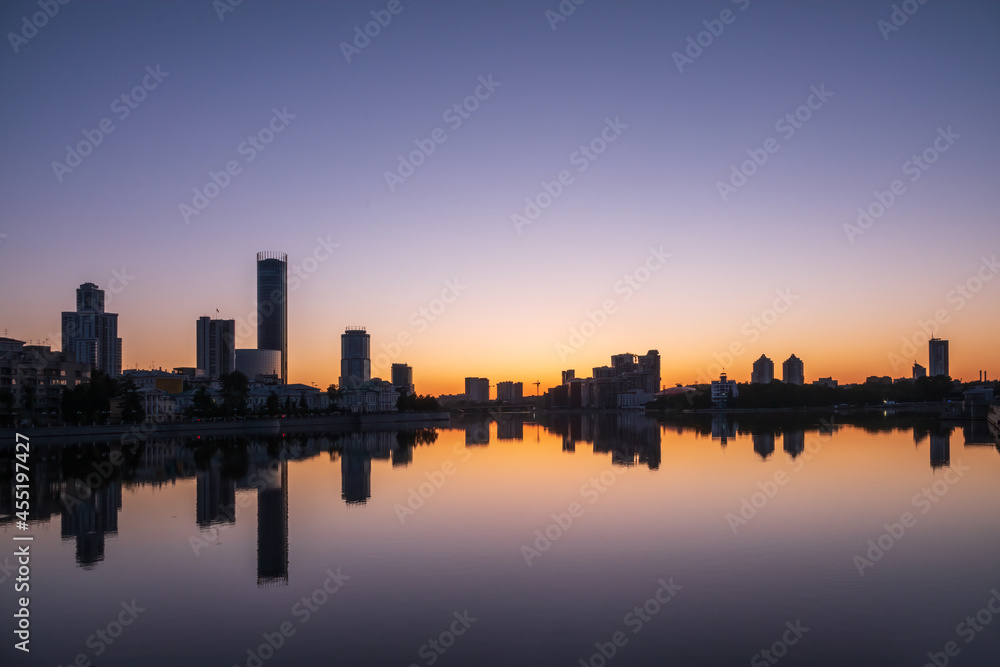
top-left (562, 432), bottom-right (575, 452)
top-left (961, 422), bottom-right (999, 451)
top-left (930, 431), bottom-right (951, 469)
top-left (196, 458), bottom-right (237, 526)
top-left (586, 413), bottom-right (661, 470)
top-left (255, 460), bottom-right (288, 587)
top-left (392, 446), bottom-right (413, 467)
top-left (496, 417), bottom-right (525, 442)
top-left (913, 425), bottom-right (930, 447)
top-left (711, 415), bottom-right (738, 447)
top-left (752, 432), bottom-right (775, 460)
top-left (464, 415), bottom-right (490, 446)
top-left (60, 481), bottom-right (121, 568)
top-left (341, 449), bottom-right (372, 505)
top-left (783, 429), bottom-right (805, 459)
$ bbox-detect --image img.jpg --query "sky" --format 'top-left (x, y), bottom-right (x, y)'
top-left (1, 0), bottom-right (998, 395)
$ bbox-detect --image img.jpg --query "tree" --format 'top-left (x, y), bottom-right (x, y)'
top-left (189, 386), bottom-right (216, 419)
top-left (118, 379), bottom-right (146, 424)
top-left (220, 371), bottom-right (249, 417)
top-left (265, 391), bottom-right (280, 415)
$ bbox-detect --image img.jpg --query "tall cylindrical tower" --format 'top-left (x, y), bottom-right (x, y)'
top-left (256, 251), bottom-right (288, 384)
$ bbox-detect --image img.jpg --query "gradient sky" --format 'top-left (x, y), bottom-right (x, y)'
top-left (1, 0), bottom-right (998, 395)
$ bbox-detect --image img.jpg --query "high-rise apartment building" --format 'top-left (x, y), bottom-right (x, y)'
top-left (751, 355), bottom-right (774, 384)
top-left (465, 377), bottom-right (490, 403)
top-left (496, 381), bottom-right (523, 403)
top-left (61, 282), bottom-right (122, 376)
top-left (391, 363), bottom-right (414, 394)
top-left (196, 317), bottom-right (235, 379)
top-left (340, 327), bottom-right (371, 389)
top-left (782, 354), bottom-right (804, 385)
top-left (928, 338), bottom-right (949, 377)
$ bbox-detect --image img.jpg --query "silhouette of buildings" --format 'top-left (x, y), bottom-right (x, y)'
top-left (340, 327), bottom-right (371, 389)
top-left (496, 381), bottom-right (523, 403)
top-left (930, 429), bottom-right (950, 468)
top-left (61, 481), bottom-right (121, 568)
top-left (196, 317), bottom-right (236, 379)
top-left (913, 362), bottom-right (927, 379)
top-left (465, 377), bottom-right (490, 403)
top-left (751, 355), bottom-right (774, 384)
top-left (256, 251), bottom-right (288, 384)
top-left (929, 338), bottom-right (949, 377)
top-left (783, 429), bottom-right (805, 458)
top-left (711, 372), bottom-right (739, 407)
top-left (547, 350), bottom-right (660, 409)
top-left (0, 337), bottom-right (91, 421)
top-left (783, 354), bottom-right (804, 385)
top-left (391, 363), bottom-right (414, 394)
top-left (61, 282), bottom-right (122, 376)
top-left (753, 432), bottom-right (775, 460)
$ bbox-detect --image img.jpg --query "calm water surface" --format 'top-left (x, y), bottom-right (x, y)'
top-left (2, 413), bottom-right (999, 666)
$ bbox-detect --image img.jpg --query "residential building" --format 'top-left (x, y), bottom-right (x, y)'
top-left (782, 354), bottom-right (804, 385)
top-left (0, 338), bottom-right (91, 423)
top-left (391, 363), bottom-right (414, 394)
top-left (465, 377), bottom-right (490, 403)
top-left (496, 381), bottom-right (523, 403)
top-left (913, 362), bottom-right (927, 379)
top-left (196, 317), bottom-right (236, 379)
top-left (61, 282), bottom-right (122, 376)
top-left (929, 338), bottom-right (949, 377)
top-left (751, 355), bottom-right (774, 384)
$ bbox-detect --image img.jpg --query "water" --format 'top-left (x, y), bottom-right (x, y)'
top-left (2, 413), bottom-right (999, 666)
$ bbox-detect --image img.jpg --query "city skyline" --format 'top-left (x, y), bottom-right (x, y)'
top-left (1, 1), bottom-right (998, 395)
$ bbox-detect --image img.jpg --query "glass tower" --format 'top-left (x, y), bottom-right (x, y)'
top-left (256, 252), bottom-right (287, 384)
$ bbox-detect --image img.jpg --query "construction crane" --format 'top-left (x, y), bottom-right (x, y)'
top-left (533, 381), bottom-right (540, 396)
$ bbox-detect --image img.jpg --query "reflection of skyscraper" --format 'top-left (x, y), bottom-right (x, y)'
top-left (929, 338), bottom-right (949, 378)
top-left (61, 480), bottom-right (121, 568)
top-left (783, 429), bottom-right (805, 458)
top-left (196, 317), bottom-right (236, 379)
top-left (196, 462), bottom-right (237, 526)
top-left (257, 251), bottom-right (288, 384)
top-left (340, 327), bottom-right (371, 389)
top-left (61, 282), bottom-right (122, 376)
top-left (753, 432), bottom-right (775, 460)
top-left (341, 450), bottom-right (372, 504)
top-left (465, 416), bottom-right (490, 446)
top-left (930, 431), bottom-right (950, 469)
top-left (256, 461), bottom-right (288, 586)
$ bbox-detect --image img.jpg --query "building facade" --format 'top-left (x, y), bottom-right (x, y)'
top-left (496, 381), bottom-right (523, 403)
top-left (257, 251), bottom-right (287, 384)
top-left (751, 354), bottom-right (774, 384)
top-left (236, 349), bottom-right (282, 383)
top-left (929, 338), bottom-right (949, 377)
top-left (391, 363), bottom-right (414, 394)
top-left (465, 377), bottom-right (490, 403)
top-left (0, 338), bottom-right (91, 424)
top-left (196, 317), bottom-right (236, 379)
top-left (61, 282), bottom-right (122, 377)
top-left (782, 354), bottom-right (804, 385)
top-left (340, 327), bottom-right (371, 389)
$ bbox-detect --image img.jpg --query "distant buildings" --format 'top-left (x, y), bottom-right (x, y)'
top-left (391, 363), bottom-right (414, 395)
top-left (61, 282), bottom-right (122, 377)
top-left (257, 251), bottom-right (288, 384)
top-left (913, 362), bottom-right (927, 379)
top-left (496, 381), bottom-right (523, 403)
top-left (0, 337), bottom-right (91, 422)
top-left (546, 350), bottom-right (660, 409)
top-left (340, 327), bottom-right (371, 389)
top-left (751, 355), bottom-right (774, 384)
top-left (196, 317), bottom-right (235, 379)
top-left (465, 377), bottom-right (490, 403)
top-left (711, 372), bottom-right (739, 407)
top-left (929, 338), bottom-right (949, 377)
top-left (782, 354), bottom-right (804, 385)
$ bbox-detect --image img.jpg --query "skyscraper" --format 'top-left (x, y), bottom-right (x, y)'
top-left (782, 354), bottom-right (804, 385)
top-left (340, 327), bottom-right (371, 389)
top-left (196, 317), bottom-right (235, 379)
top-left (929, 338), bottom-right (949, 377)
top-left (465, 377), bottom-right (490, 403)
top-left (391, 363), bottom-right (413, 394)
top-left (61, 282), bottom-right (122, 376)
top-left (751, 354), bottom-right (774, 384)
top-left (257, 251), bottom-right (287, 384)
